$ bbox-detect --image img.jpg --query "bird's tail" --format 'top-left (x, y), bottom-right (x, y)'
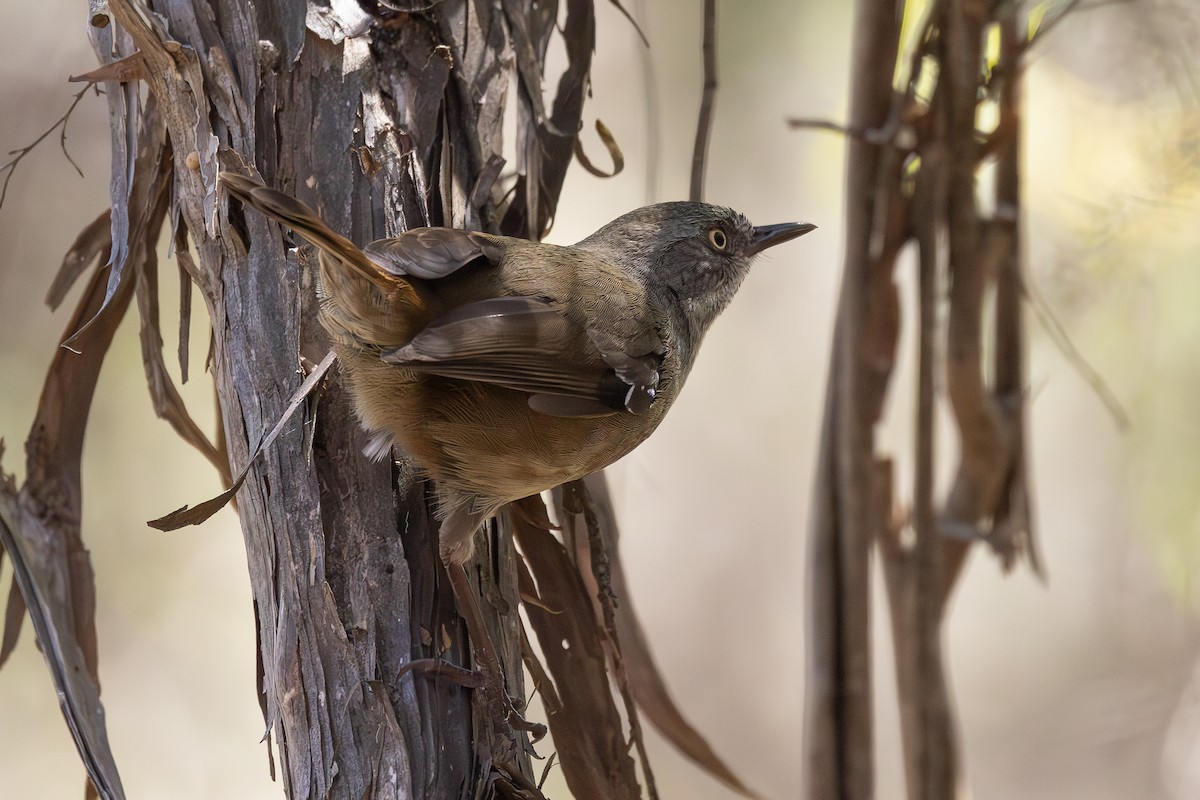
top-left (218, 171), bottom-right (428, 348)
top-left (219, 172), bottom-right (396, 291)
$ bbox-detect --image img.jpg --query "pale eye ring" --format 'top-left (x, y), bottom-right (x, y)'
top-left (708, 228), bottom-right (728, 251)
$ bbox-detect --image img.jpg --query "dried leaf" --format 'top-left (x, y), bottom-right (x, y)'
top-left (0, 212), bottom-right (135, 798)
top-left (17, 219), bottom-right (129, 679)
top-left (512, 497), bottom-right (642, 800)
top-left (558, 479), bottom-right (661, 800)
top-left (0, 575), bottom-right (27, 669)
top-left (65, 21), bottom-right (142, 348)
top-left (573, 119), bottom-right (625, 178)
top-left (174, 225), bottom-right (194, 384)
top-left (501, 0), bottom-right (556, 131)
top-left (149, 350), bottom-right (336, 531)
top-left (469, 154), bottom-right (506, 213)
top-left (606, 0), bottom-right (649, 47)
top-left (501, 0), bottom-right (595, 239)
top-left (563, 474), bottom-right (762, 799)
top-left (0, 499), bottom-right (126, 800)
top-left (69, 51), bottom-right (147, 84)
top-left (45, 208), bottom-right (112, 311)
top-left (129, 159), bottom-right (228, 484)
top-left (612, 555), bottom-right (760, 798)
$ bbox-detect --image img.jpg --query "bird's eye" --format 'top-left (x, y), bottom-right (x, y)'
top-left (707, 227), bottom-right (728, 251)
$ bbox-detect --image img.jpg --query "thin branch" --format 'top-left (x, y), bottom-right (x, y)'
top-left (804, 0), bottom-right (904, 796)
top-left (538, 752), bottom-right (559, 790)
top-left (788, 118), bottom-right (873, 140)
top-left (1022, 278), bottom-right (1131, 430)
top-left (606, 0), bottom-right (650, 47)
top-left (0, 83), bottom-right (95, 210)
top-left (1024, 0), bottom-right (1088, 49)
top-left (1021, 0), bottom-right (1135, 59)
top-left (901, 137), bottom-right (958, 800)
top-left (689, 0), bottom-right (716, 202)
top-left (788, 114), bottom-right (914, 150)
top-left (573, 483), bottom-right (660, 800)
top-left (634, 0), bottom-right (661, 203)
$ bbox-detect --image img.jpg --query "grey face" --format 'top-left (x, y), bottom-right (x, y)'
top-left (577, 201), bottom-right (815, 337)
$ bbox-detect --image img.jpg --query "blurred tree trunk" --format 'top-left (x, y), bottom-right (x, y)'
top-left (82, 1), bottom-right (592, 796)
top-left (799, 1), bottom-right (1040, 798)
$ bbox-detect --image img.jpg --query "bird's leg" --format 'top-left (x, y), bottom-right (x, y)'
top-left (408, 499), bottom-right (546, 740)
top-left (445, 562), bottom-right (547, 742)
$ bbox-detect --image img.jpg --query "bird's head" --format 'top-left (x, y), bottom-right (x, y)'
top-left (577, 202), bottom-right (815, 339)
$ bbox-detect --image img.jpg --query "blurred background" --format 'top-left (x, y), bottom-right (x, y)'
top-left (1, 1), bottom-right (1198, 798)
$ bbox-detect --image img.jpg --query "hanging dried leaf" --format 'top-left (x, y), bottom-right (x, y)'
top-left (501, 0), bottom-right (596, 239)
top-left (44, 209), bottom-right (111, 310)
top-left (0, 501), bottom-right (125, 800)
top-left (606, 0), bottom-right (649, 47)
top-left (0, 536), bottom-right (25, 670)
top-left (557, 475), bottom-right (762, 799)
top-left (148, 350), bottom-right (336, 531)
top-left (573, 119), bottom-right (625, 178)
top-left (174, 225), bottom-right (194, 384)
top-left (129, 155), bottom-right (227, 484)
top-left (63, 19), bottom-right (141, 348)
top-left (512, 496), bottom-right (642, 800)
top-left (0, 194), bottom-right (132, 798)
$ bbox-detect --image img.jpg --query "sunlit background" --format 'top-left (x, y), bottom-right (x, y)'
top-left (1, 1), bottom-right (1198, 798)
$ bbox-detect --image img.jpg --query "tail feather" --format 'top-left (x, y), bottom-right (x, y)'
top-left (219, 172), bottom-right (394, 292)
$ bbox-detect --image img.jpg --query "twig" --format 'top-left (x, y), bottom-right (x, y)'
top-left (148, 350), bottom-right (338, 530)
top-left (1022, 277), bottom-right (1131, 430)
top-left (787, 118), bottom-right (872, 140)
top-left (788, 115), bottom-right (912, 149)
top-left (803, 1), bottom-right (904, 796)
top-left (537, 752), bottom-right (559, 790)
top-left (606, 0), bottom-right (649, 47)
top-left (635, 0), bottom-right (660, 203)
top-left (1024, 0), bottom-right (1088, 49)
top-left (689, 0), bottom-right (716, 202)
top-left (0, 82), bottom-right (96, 210)
top-left (1021, 0), bottom-right (1136, 58)
top-left (575, 483), bottom-right (659, 800)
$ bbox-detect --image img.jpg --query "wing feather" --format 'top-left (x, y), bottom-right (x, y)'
top-left (364, 229), bottom-right (504, 280)
top-left (382, 296), bottom-right (662, 418)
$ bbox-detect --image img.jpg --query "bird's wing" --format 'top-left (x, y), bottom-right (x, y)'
top-left (363, 229), bottom-right (504, 280)
top-left (381, 296), bottom-right (664, 418)
top-left (320, 228), bottom-right (508, 349)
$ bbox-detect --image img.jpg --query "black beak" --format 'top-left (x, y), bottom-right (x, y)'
top-left (747, 221), bottom-right (817, 256)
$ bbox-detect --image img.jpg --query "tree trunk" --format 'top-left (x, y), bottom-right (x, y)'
top-left (89, 1), bottom-right (592, 796)
top-left (799, 1), bottom-right (1039, 798)
top-left (2, 3), bottom-right (770, 798)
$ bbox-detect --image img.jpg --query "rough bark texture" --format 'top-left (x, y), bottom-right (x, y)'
top-left (75, 1), bottom-right (590, 796)
top-left (1, 3), bottom-right (781, 798)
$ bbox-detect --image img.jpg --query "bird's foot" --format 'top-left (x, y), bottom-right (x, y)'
top-left (475, 661), bottom-right (547, 741)
top-left (398, 656), bottom-right (546, 741)
top-left (439, 563), bottom-right (549, 743)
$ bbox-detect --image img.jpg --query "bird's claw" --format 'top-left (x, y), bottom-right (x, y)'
top-left (480, 678), bottom-right (547, 742)
top-left (399, 656), bottom-right (547, 741)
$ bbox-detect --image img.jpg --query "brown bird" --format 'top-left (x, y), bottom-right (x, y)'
top-left (219, 171), bottom-right (814, 736)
